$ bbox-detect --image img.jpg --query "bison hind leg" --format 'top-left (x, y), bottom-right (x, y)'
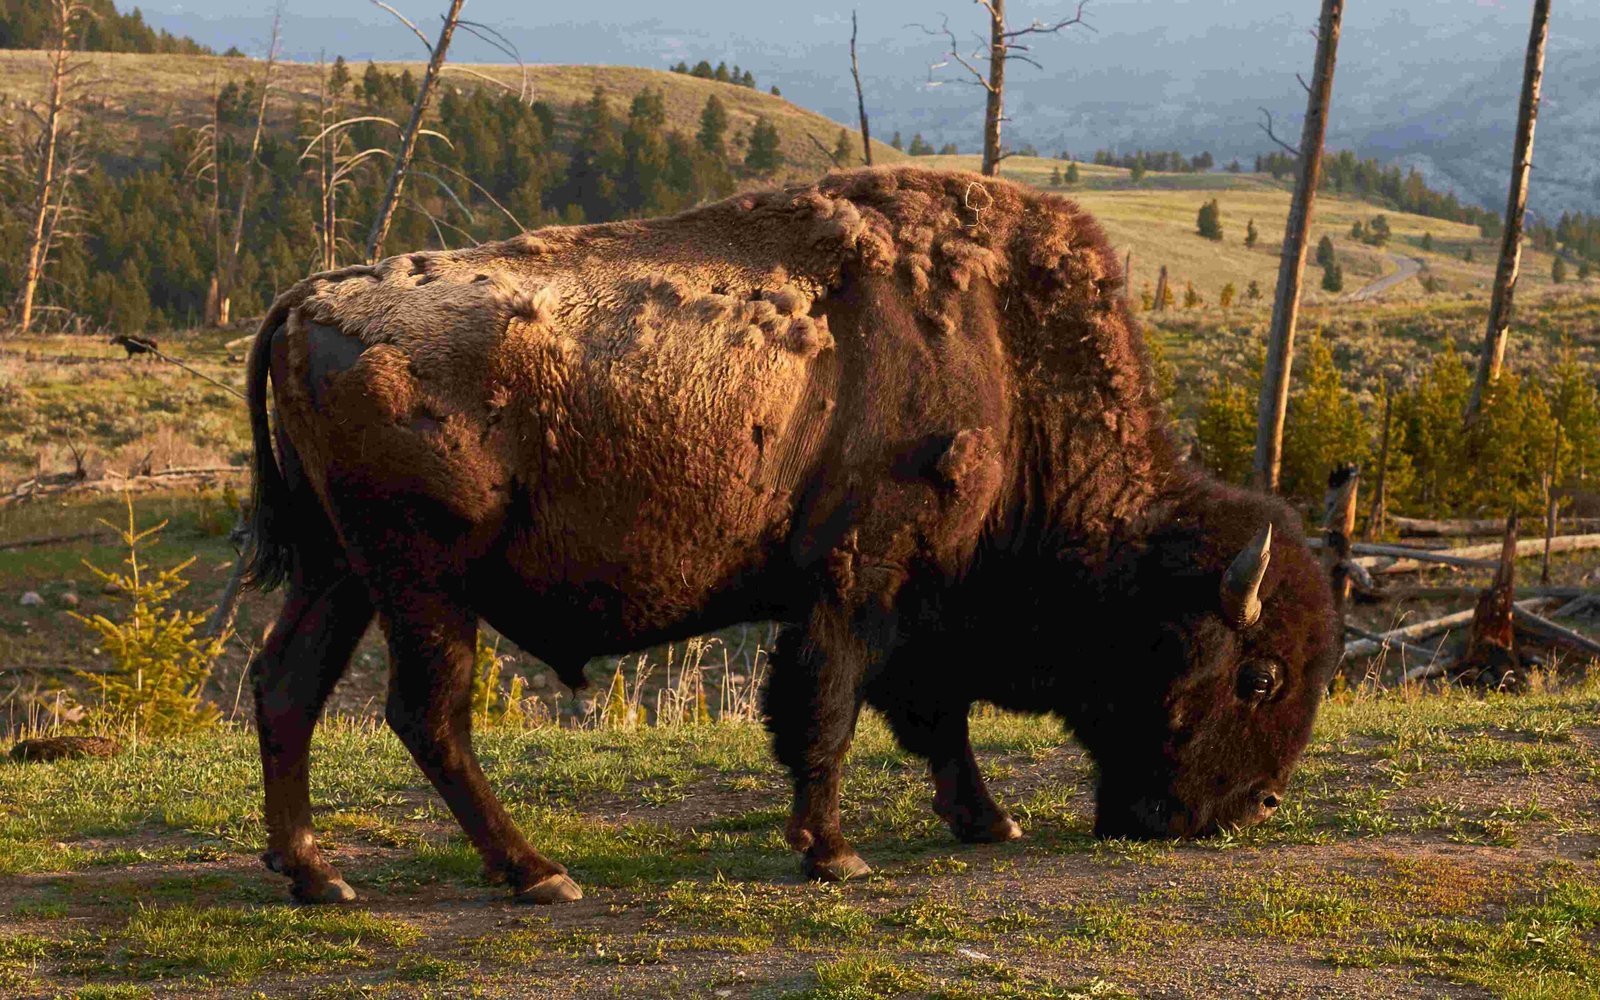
top-left (253, 573), bottom-right (374, 904)
top-left (869, 683), bottom-right (1022, 846)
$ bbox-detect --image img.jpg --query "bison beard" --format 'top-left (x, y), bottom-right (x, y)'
top-left (242, 166), bottom-right (1338, 905)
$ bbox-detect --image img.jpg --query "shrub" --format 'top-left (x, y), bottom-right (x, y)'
top-left (470, 633), bottom-right (526, 728)
top-left (1280, 331), bottom-right (1371, 499)
top-left (1321, 261), bottom-right (1344, 293)
top-left (1245, 218), bottom-right (1259, 248)
top-left (1183, 281), bottom-right (1202, 308)
top-left (1219, 282), bottom-right (1236, 309)
top-left (1195, 378), bottom-right (1257, 486)
top-left (73, 500), bottom-right (225, 736)
top-left (1197, 199), bottom-right (1223, 241)
top-left (1552, 256), bottom-right (1567, 284)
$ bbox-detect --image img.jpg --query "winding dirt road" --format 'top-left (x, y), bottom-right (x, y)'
top-left (1346, 252), bottom-right (1424, 301)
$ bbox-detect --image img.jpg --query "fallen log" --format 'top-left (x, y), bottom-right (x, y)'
top-left (1368, 584), bottom-right (1588, 604)
top-left (1512, 606), bottom-right (1600, 658)
top-left (0, 529), bottom-right (112, 552)
top-left (3, 465), bottom-right (247, 504)
top-left (1343, 623), bottom-right (1439, 662)
top-left (1394, 515), bottom-right (1600, 538)
top-left (1343, 597), bottom-right (1555, 658)
top-left (1347, 534), bottom-right (1600, 575)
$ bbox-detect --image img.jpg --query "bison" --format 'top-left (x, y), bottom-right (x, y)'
top-left (243, 166), bottom-right (1338, 906)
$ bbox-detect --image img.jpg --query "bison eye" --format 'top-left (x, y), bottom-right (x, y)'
top-left (1238, 660), bottom-right (1280, 703)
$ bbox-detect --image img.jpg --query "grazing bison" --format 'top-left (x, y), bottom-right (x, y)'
top-left (243, 165), bottom-right (1338, 905)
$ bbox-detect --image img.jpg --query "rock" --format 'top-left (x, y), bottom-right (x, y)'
top-left (101, 580), bottom-right (124, 595)
top-left (8, 735), bottom-right (122, 763)
top-left (58, 592), bottom-right (80, 608)
top-left (19, 591), bottom-right (43, 607)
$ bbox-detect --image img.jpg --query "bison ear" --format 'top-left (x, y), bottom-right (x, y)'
top-left (1219, 524), bottom-right (1272, 629)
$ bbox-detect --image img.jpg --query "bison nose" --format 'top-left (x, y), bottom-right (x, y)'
top-left (1259, 791), bottom-right (1282, 813)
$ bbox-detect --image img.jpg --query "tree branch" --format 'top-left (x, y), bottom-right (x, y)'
top-left (368, 0), bottom-right (432, 56)
top-left (1000, 0), bottom-right (1094, 38)
top-left (1257, 107), bottom-right (1301, 158)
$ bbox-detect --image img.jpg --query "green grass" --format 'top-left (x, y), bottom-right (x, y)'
top-left (0, 677), bottom-right (1596, 996)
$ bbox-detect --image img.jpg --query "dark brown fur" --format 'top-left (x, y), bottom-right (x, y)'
top-left (243, 166), bottom-right (1338, 903)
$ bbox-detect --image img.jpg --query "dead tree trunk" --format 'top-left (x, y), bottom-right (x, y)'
top-left (850, 10), bottom-right (872, 166)
top-left (365, 0), bottom-right (467, 263)
top-left (1465, 0), bottom-right (1551, 425)
top-left (917, 2), bottom-right (1088, 179)
top-left (1123, 249), bottom-right (1132, 306)
top-left (1251, 0), bottom-right (1345, 491)
top-left (980, 0), bottom-right (1006, 177)
top-left (1365, 384), bottom-right (1392, 540)
top-left (206, 82), bottom-right (226, 326)
top-left (222, 5), bottom-right (283, 323)
top-left (1322, 464), bottom-right (1360, 615)
top-left (1153, 265), bottom-right (1169, 313)
top-left (15, 0), bottom-right (87, 334)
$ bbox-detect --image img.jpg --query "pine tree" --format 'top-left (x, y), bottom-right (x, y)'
top-left (1552, 256), bottom-right (1567, 283)
top-left (744, 116), bottom-right (782, 175)
top-left (1183, 281), bottom-right (1201, 308)
top-left (1321, 260), bottom-right (1343, 293)
top-left (1197, 379), bottom-right (1258, 485)
top-left (1246, 280), bottom-right (1263, 301)
top-left (1197, 199), bottom-right (1223, 241)
top-left (831, 128), bottom-right (852, 167)
top-left (697, 94), bottom-right (728, 157)
top-left (890, 131), bottom-right (903, 151)
top-left (908, 133), bottom-right (933, 156)
top-left (1245, 218), bottom-right (1259, 248)
top-left (1065, 161), bottom-right (1079, 184)
top-left (1050, 165), bottom-right (1062, 186)
top-left (1281, 331), bottom-right (1371, 501)
top-left (1420, 231), bottom-right (1434, 251)
top-left (1130, 153), bottom-right (1146, 183)
top-left (1219, 282), bottom-right (1236, 308)
top-left (328, 55), bottom-right (350, 97)
top-left (1316, 235), bottom-right (1335, 268)
top-left (1581, 259), bottom-right (1594, 282)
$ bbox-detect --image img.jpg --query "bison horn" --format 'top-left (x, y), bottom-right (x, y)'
top-left (1220, 524), bottom-right (1272, 628)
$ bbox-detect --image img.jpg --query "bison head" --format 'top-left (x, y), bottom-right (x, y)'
top-left (1075, 495), bottom-right (1339, 840)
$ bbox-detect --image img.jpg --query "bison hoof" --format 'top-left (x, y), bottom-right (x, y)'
top-left (292, 877), bottom-right (358, 905)
top-left (515, 873), bottom-right (584, 905)
top-left (803, 851), bottom-right (872, 883)
top-left (950, 813), bottom-right (1024, 844)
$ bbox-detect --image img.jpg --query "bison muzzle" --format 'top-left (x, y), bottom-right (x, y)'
top-left (242, 166), bottom-right (1338, 905)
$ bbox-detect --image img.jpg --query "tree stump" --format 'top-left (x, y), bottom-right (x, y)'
top-left (1458, 512), bottom-right (1522, 688)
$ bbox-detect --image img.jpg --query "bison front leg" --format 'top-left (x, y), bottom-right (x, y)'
top-left (883, 703), bottom-right (1021, 844)
top-left (764, 604), bottom-right (890, 883)
top-left (253, 575), bottom-right (373, 904)
top-left (380, 594), bottom-right (580, 904)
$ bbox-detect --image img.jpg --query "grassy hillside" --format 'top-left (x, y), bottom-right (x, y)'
top-left (0, 50), bottom-right (904, 183)
top-left (921, 154), bottom-right (1577, 308)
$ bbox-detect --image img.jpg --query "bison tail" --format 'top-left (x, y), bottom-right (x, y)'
top-left (242, 312), bottom-right (296, 592)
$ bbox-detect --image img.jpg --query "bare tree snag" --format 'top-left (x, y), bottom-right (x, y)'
top-left (14, 0), bottom-right (90, 334)
top-left (1123, 249), bottom-right (1132, 306)
top-left (1251, 0), bottom-right (1345, 491)
top-left (1459, 512), bottom-right (1522, 685)
top-left (1465, 0), bottom-right (1551, 425)
top-left (1153, 265), bottom-right (1169, 312)
top-left (1322, 464), bottom-right (1359, 614)
top-left (365, 0), bottom-right (467, 263)
top-left (915, 0), bottom-right (1091, 177)
top-left (851, 10), bottom-right (873, 166)
top-left (1365, 384), bottom-right (1392, 540)
top-left (1541, 428), bottom-right (1560, 584)
top-left (220, 4), bottom-right (284, 326)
